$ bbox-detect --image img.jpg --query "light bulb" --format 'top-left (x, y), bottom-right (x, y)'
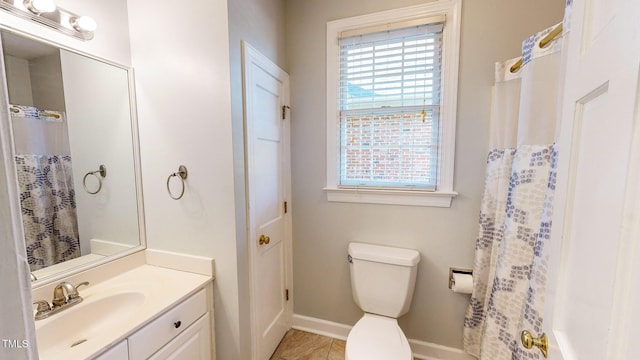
top-left (24, 0), bottom-right (56, 14)
top-left (70, 16), bottom-right (97, 33)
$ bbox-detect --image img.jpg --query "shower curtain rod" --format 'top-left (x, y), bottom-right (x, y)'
top-left (10, 105), bottom-right (61, 119)
top-left (39, 112), bottom-right (61, 119)
top-left (509, 23), bottom-right (563, 73)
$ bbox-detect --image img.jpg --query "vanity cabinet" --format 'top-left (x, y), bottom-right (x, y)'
top-left (127, 290), bottom-right (211, 360)
top-left (94, 340), bottom-right (128, 360)
top-left (92, 288), bottom-right (212, 360)
top-left (129, 289), bottom-right (208, 359)
top-left (147, 314), bottom-right (211, 360)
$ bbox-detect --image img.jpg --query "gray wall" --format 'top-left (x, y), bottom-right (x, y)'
top-left (4, 56), bottom-right (33, 106)
top-left (29, 54), bottom-right (65, 112)
top-left (227, 0), bottom-right (287, 358)
top-left (286, 0), bottom-right (564, 348)
top-left (4, 53), bottom-right (66, 111)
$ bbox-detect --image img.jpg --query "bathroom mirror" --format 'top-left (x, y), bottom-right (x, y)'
top-left (0, 30), bottom-right (145, 281)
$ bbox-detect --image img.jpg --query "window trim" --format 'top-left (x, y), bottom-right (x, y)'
top-left (325, 0), bottom-right (461, 207)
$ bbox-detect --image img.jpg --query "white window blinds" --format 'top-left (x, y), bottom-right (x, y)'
top-left (338, 20), bottom-right (444, 190)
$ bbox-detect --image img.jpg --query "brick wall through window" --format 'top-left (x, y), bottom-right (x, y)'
top-left (340, 110), bottom-right (437, 187)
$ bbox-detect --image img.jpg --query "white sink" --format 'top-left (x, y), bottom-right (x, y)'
top-left (36, 291), bottom-right (146, 357)
top-left (33, 265), bottom-right (211, 359)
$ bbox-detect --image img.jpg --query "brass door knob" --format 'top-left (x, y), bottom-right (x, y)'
top-left (259, 235), bottom-right (270, 245)
top-left (521, 330), bottom-right (548, 358)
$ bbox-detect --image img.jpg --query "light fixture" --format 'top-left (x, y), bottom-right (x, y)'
top-left (23, 0), bottom-right (56, 14)
top-left (0, 0), bottom-right (96, 40)
top-left (70, 16), bottom-right (97, 33)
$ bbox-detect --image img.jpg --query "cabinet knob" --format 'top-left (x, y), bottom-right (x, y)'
top-left (174, 321), bottom-right (181, 329)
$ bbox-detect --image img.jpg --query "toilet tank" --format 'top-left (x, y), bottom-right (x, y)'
top-left (348, 242), bottom-right (421, 318)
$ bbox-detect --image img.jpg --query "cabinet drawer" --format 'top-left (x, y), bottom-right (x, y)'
top-left (128, 289), bottom-right (207, 360)
top-left (94, 340), bottom-right (128, 360)
top-left (148, 313), bottom-right (211, 360)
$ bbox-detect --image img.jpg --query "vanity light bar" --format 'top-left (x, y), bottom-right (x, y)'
top-left (0, 0), bottom-right (96, 40)
top-left (24, 0), bottom-right (55, 14)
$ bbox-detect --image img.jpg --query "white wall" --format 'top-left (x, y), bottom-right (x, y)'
top-left (60, 50), bottom-right (139, 254)
top-left (0, 1), bottom-right (131, 358)
top-left (227, 0), bottom-right (287, 358)
top-left (286, 0), bottom-right (564, 349)
top-left (126, 1), bottom-right (240, 359)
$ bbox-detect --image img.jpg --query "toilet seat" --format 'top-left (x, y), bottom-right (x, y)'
top-left (345, 314), bottom-right (413, 360)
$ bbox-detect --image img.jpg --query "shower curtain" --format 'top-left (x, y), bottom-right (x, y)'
top-left (11, 105), bottom-right (80, 270)
top-left (463, 23), bottom-right (565, 359)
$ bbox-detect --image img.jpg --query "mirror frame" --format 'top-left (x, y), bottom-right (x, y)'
top-left (0, 25), bottom-right (146, 287)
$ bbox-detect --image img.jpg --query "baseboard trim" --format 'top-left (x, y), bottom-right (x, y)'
top-left (292, 314), bottom-right (351, 341)
top-left (409, 338), bottom-right (476, 360)
top-left (292, 314), bottom-right (475, 360)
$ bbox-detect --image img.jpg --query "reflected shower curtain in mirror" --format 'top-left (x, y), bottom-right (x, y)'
top-left (11, 105), bottom-right (80, 270)
top-left (463, 24), bottom-right (564, 359)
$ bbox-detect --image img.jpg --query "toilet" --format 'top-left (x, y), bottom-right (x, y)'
top-left (346, 242), bottom-right (421, 360)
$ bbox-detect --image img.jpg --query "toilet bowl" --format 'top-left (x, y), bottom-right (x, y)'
top-left (345, 314), bottom-right (412, 360)
top-left (346, 242), bottom-right (420, 360)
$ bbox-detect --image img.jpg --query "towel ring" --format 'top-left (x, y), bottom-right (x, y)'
top-left (167, 165), bottom-right (188, 200)
top-left (83, 165), bottom-right (107, 195)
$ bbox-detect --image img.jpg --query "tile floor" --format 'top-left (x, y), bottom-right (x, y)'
top-left (270, 329), bottom-right (418, 360)
top-left (270, 329), bottom-right (345, 360)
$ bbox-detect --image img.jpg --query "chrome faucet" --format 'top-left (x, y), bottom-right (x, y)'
top-left (33, 281), bottom-right (89, 320)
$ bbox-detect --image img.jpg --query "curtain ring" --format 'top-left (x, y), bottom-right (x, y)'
top-left (83, 165), bottom-right (107, 195)
top-left (167, 165), bottom-right (188, 200)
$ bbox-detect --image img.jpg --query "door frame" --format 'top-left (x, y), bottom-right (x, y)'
top-left (241, 40), bottom-right (293, 360)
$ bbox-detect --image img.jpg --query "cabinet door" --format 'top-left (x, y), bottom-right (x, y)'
top-left (128, 289), bottom-right (207, 359)
top-left (148, 313), bottom-right (211, 360)
top-left (94, 340), bottom-right (128, 360)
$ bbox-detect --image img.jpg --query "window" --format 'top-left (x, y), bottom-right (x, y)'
top-left (339, 21), bottom-right (443, 190)
top-left (325, 1), bottom-right (461, 207)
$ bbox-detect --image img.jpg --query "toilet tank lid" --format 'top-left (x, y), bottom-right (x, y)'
top-left (348, 242), bottom-right (420, 267)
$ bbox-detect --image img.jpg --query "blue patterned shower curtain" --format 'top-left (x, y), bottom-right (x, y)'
top-left (16, 154), bottom-right (80, 270)
top-left (463, 23), bottom-right (565, 359)
top-left (11, 105), bottom-right (80, 270)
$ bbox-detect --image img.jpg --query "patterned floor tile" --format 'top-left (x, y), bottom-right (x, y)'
top-left (269, 329), bottom-right (417, 360)
top-left (327, 339), bottom-right (345, 360)
top-left (270, 329), bottom-right (333, 360)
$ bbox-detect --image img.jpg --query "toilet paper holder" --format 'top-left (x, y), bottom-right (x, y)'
top-left (449, 267), bottom-right (473, 289)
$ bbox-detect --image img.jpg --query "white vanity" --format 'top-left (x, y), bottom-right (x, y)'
top-left (31, 251), bottom-right (215, 360)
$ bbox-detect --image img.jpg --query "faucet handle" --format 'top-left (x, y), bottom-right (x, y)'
top-left (75, 281), bottom-right (89, 291)
top-left (69, 281), bottom-right (89, 300)
top-left (33, 300), bottom-right (51, 312)
top-left (33, 300), bottom-right (52, 320)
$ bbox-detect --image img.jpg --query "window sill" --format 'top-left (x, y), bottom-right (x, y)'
top-left (323, 187), bottom-right (458, 207)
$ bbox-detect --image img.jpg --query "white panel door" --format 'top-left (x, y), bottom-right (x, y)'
top-left (539, 0), bottom-right (640, 359)
top-left (243, 42), bottom-right (292, 360)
